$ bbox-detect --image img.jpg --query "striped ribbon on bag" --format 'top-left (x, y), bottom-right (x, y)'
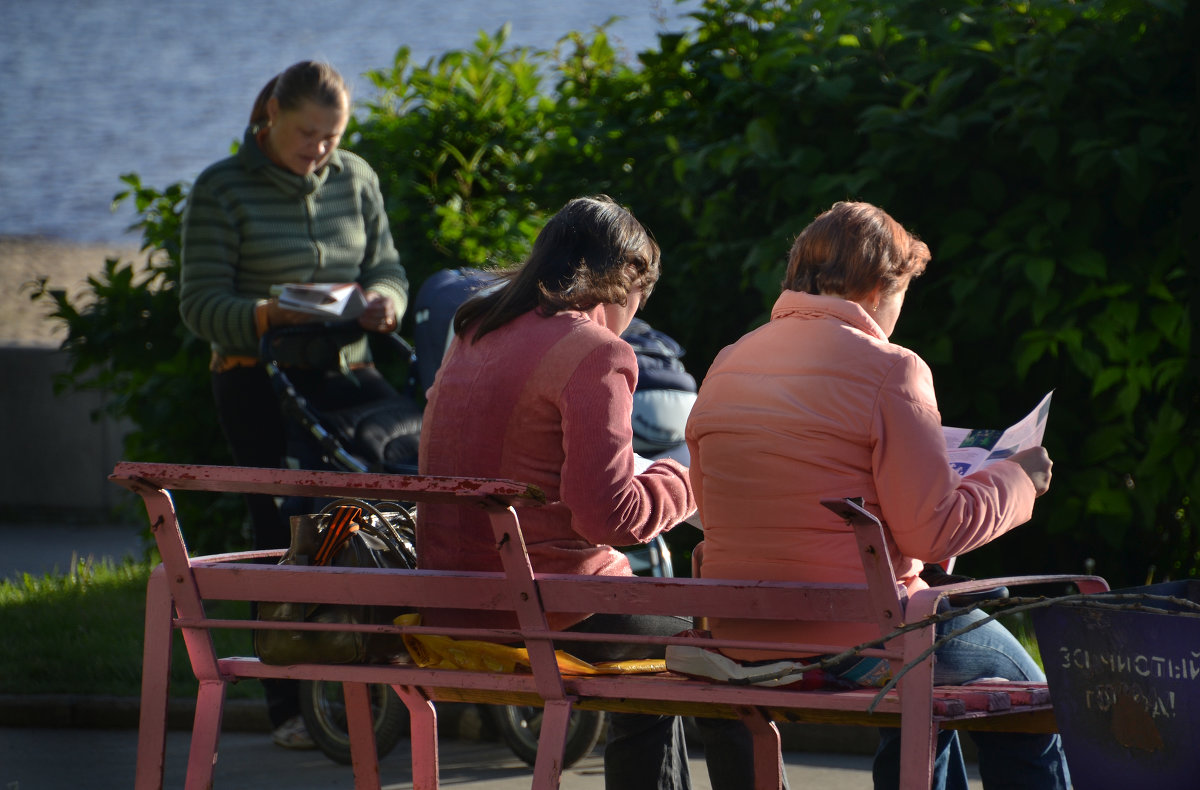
top-left (312, 504), bottom-right (363, 566)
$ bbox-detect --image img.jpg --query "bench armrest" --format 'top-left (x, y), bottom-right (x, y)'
top-left (905, 574), bottom-right (1111, 622)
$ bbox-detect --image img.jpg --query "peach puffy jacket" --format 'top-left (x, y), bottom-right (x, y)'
top-left (685, 291), bottom-right (1037, 658)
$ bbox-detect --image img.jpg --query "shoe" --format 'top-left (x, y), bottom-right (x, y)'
top-left (665, 643), bottom-right (826, 688)
top-left (271, 715), bottom-right (316, 750)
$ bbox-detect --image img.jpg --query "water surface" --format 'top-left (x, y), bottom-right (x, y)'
top-left (2, 0), bottom-right (699, 243)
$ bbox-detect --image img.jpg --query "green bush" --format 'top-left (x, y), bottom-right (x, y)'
top-left (29, 175), bottom-right (243, 552)
top-left (36, 0), bottom-right (1196, 584)
top-left (537, 0), bottom-right (1197, 584)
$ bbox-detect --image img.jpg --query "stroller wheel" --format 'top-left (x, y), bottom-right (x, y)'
top-left (299, 679), bottom-right (408, 765)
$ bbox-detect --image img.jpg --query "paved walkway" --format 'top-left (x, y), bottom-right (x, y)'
top-left (2, 725), bottom-right (959, 789)
top-left (0, 521), bottom-right (144, 582)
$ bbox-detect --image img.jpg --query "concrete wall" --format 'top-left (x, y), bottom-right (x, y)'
top-left (0, 347), bottom-right (132, 520)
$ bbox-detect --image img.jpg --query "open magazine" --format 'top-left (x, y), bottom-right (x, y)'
top-left (943, 391), bottom-right (1053, 477)
top-left (269, 282), bottom-right (368, 319)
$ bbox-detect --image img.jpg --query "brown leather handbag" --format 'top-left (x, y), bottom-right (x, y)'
top-left (254, 498), bottom-right (417, 665)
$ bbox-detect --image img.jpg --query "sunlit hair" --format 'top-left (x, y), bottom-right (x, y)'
top-left (783, 201), bottom-right (930, 299)
top-left (249, 61), bottom-right (349, 128)
top-left (454, 195), bottom-right (661, 342)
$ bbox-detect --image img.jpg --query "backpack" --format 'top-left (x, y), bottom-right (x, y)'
top-left (410, 268), bottom-right (501, 393)
top-left (620, 317), bottom-right (697, 455)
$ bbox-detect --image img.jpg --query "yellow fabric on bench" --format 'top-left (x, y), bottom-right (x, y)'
top-left (396, 613), bottom-right (665, 675)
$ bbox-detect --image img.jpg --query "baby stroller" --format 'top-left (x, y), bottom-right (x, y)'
top-left (259, 269), bottom-right (697, 767)
top-left (260, 322), bottom-right (424, 478)
top-left (259, 268), bottom-right (499, 482)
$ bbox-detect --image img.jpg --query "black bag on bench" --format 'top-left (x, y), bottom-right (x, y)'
top-left (254, 498), bottom-right (418, 665)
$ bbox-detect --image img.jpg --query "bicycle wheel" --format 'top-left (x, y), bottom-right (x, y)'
top-left (299, 679), bottom-right (408, 765)
top-left (489, 704), bottom-right (606, 768)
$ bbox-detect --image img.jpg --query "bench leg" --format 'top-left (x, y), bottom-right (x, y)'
top-left (739, 708), bottom-right (785, 790)
top-left (393, 685), bottom-right (438, 789)
top-left (135, 567), bottom-right (172, 790)
top-left (899, 632), bottom-right (937, 790)
top-left (897, 722), bottom-right (937, 790)
top-left (530, 699), bottom-right (573, 790)
top-left (184, 679), bottom-right (226, 790)
top-left (344, 681), bottom-right (383, 790)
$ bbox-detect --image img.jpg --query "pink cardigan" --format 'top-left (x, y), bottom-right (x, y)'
top-left (418, 306), bottom-right (695, 630)
top-left (685, 291), bottom-right (1037, 657)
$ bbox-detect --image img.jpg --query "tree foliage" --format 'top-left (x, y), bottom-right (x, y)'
top-left (29, 176), bottom-right (242, 552)
top-left (36, 0), bottom-right (1196, 582)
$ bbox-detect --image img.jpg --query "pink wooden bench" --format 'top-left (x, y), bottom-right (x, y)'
top-left (111, 461), bottom-right (1108, 790)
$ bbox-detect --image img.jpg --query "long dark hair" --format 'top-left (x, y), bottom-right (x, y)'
top-left (248, 60), bottom-right (348, 129)
top-left (453, 195), bottom-right (661, 342)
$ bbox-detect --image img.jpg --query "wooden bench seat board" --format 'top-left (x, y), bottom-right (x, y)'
top-left (111, 462), bottom-right (1109, 790)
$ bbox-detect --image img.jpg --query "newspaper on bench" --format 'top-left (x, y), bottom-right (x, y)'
top-left (943, 391), bottom-right (1053, 477)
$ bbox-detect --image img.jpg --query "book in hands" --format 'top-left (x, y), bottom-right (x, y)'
top-left (943, 391), bottom-right (1053, 476)
top-left (269, 282), bottom-right (368, 320)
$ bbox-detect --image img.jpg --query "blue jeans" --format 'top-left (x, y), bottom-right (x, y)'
top-left (872, 607), bottom-right (1071, 790)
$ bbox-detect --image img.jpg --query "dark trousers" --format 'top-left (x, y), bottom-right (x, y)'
top-left (560, 613), bottom-right (696, 790)
top-left (559, 613), bottom-right (790, 789)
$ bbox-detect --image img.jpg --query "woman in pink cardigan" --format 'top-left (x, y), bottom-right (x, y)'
top-left (686, 202), bottom-right (1067, 790)
top-left (418, 195), bottom-right (701, 790)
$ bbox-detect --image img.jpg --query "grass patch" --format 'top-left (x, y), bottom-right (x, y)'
top-left (0, 557), bottom-right (261, 700)
top-left (1006, 610), bottom-right (1044, 669)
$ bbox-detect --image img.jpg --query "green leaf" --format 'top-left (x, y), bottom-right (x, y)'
top-left (937, 233), bottom-right (975, 260)
top-left (1090, 367), bottom-right (1124, 397)
top-left (745, 117), bottom-right (778, 158)
top-left (1024, 257), bottom-right (1055, 295)
top-left (1086, 488), bottom-right (1133, 518)
top-left (1116, 381), bottom-right (1141, 414)
top-left (1111, 146), bottom-right (1139, 178)
top-left (1062, 251), bottom-right (1107, 279)
top-left (1026, 127), bottom-right (1059, 165)
top-left (1015, 338), bottom-right (1047, 378)
top-left (1149, 302), bottom-right (1186, 343)
top-left (969, 170), bottom-right (1006, 208)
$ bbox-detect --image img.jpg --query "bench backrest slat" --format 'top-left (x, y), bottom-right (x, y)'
top-left (110, 461), bottom-right (545, 507)
top-left (190, 564), bottom-right (514, 611)
top-left (535, 575), bottom-right (876, 623)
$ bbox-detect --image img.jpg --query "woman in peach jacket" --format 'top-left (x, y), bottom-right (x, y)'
top-left (685, 202), bottom-right (1068, 790)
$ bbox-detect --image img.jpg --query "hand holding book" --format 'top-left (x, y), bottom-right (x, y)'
top-left (942, 391), bottom-right (1054, 477)
top-left (269, 282), bottom-right (369, 319)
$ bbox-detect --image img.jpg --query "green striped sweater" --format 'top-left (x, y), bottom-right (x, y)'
top-left (180, 127), bottom-right (408, 363)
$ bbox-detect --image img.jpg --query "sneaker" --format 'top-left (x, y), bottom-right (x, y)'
top-left (271, 715), bottom-right (316, 750)
top-left (665, 644), bottom-right (821, 688)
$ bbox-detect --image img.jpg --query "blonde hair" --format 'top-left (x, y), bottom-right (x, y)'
top-left (249, 61), bottom-right (348, 128)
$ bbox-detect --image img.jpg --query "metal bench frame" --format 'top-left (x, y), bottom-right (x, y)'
top-left (111, 462), bottom-right (1109, 789)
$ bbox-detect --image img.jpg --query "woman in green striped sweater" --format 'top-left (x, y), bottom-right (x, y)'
top-left (179, 60), bottom-right (408, 749)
